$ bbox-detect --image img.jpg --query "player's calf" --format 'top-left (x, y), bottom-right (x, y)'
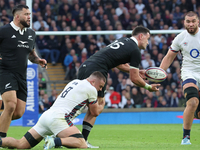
top-left (68, 134), bottom-right (87, 148)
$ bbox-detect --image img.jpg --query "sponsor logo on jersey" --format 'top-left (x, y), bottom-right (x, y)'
top-left (5, 83), bottom-right (12, 89)
top-left (28, 35), bottom-right (33, 41)
top-left (17, 40), bottom-right (29, 48)
top-left (11, 35), bottom-right (16, 38)
top-left (183, 42), bottom-right (188, 46)
top-left (18, 40), bottom-right (28, 44)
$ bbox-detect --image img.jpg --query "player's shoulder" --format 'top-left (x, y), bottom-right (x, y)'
top-left (83, 80), bottom-right (97, 92)
top-left (117, 37), bottom-right (138, 48)
top-left (0, 24), bottom-right (11, 32)
top-left (27, 28), bottom-right (36, 36)
top-left (174, 30), bottom-right (187, 41)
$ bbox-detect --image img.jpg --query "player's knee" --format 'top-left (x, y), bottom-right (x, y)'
top-left (194, 110), bottom-right (200, 119)
top-left (12, 113), bottom-right (23, 120)
top-left (198, 111), bottom-right (200, 118)
top-left (184, 87), bottom-right (199, 108)
top-left (4, 101), bottom-right (17, 114)
top-left (24, 132), bottom-right (39, 148)
top-left (12, 109), bottom-right (25, 119)
top-left (89, 110), bottom-right (99, 117)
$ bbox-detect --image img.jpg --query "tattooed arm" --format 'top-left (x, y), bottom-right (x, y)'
top-left (28, 49), bottom-right (40, 63)
top-left (29, 49), bottom-right (47, 69)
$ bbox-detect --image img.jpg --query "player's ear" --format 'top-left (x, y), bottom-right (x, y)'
top-left (139, 33), bottom-right (143, 40)
top-left (16, 14), bottom-right (20, 19)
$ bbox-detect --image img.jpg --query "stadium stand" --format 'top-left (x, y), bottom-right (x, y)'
top-left (1, 0), bottom-right (199, 110)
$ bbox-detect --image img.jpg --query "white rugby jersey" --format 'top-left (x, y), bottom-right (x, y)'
top-left (170, 28), bottom-right (200, 72)
top-left (50, 79), bottom-right (97, 122)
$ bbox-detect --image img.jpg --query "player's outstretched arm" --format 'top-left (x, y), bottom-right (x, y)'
top-left (160, 49), bottom-right (177, 71)
top-left (28, 49), bottom-right (47, 69)
top-left (116, 63), bottom-right (130, 73)
top-left (148, 84), bottom-right (160, 92)
top-left (139, 69), bottom-right (146, 79)
top-left (129, 68), bottom-right (160, 92)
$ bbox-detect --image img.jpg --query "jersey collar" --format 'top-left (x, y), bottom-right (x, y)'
top-left (130, 37), bottom-right (138, 46)
top-left (10, 21), bottom-right (27, 35)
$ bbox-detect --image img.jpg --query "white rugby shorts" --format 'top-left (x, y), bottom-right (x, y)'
top-left (181, 69), bottom-right (200, 89)
top-left (33, 109), bottom-right (70, 137)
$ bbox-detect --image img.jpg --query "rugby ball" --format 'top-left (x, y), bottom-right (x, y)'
top-left (145, 67), bottom-right (167, 82)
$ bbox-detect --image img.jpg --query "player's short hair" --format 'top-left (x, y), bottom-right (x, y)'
top-left (185, 11), bottom-right (199, 19)
top-left (90, 71), bottom-right (106, 82)
top-left (12, 5), bottom-right (29, 16)
top-left (132, 26), bottom-right (150, 36)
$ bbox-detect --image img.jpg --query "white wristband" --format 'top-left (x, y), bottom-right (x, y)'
top-left (144, 83), bottom-right (152, 90)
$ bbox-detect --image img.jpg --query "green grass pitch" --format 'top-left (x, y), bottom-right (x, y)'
top-left (4, 124), bottom-right (200, 150)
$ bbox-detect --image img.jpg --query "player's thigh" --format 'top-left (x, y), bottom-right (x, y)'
top-left (183, 82), bottom-right (198, 91)
top-left (16, 77), bottom-right (27, 102)
top-left (57, 126), bottom-right (81, 138)
top-left (0, 73), bottom-right (18, 97)
top-left (28, 128), bottom-right (43, 142)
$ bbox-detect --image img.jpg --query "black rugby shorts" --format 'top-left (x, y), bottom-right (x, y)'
top-left (77, 62), bottom-right (107, 97)
top-left (0, 72), bottom-right (27, 102)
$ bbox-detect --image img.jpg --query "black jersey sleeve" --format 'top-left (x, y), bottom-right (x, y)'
top-left (28, 29), bottom-right (36, 49)
top-left (0, 27), bottom-right (4, 44)
top-left (129, 47), bottom-right (141, 69)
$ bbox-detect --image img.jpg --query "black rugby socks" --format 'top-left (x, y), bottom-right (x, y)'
top-left (0, 132), bottom-right (6, 138)
top-left (183, 129), bottom-right (190, 139)
top-left (82, 121), bottom-right (93, 141)
top-left (54, 137), bottom-right (62, 147)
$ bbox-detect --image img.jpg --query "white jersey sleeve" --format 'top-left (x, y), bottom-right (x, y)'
top-left (170, 31), bottom-right (185, 52)
top-left (88, 87), bottom-right (98, 104)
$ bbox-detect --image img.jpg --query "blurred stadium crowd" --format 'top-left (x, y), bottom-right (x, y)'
top-left (1, 0), bottom-right (200, 111)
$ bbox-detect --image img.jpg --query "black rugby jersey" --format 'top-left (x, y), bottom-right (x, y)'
top-left (85, 37), bottom-right (141, 71)
top-left (0, 22), bottom-right (36, 79)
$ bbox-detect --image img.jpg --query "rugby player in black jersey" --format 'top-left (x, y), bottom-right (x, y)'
top-left (0, 5), bottom-right (47, 138)
top-left (77, 26), bottom-right (160, 148)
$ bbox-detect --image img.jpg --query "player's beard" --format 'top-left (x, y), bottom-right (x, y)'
top-left (20, 19), bottom-right (30, 28)
top-left (186, 26), bottom-right (198, 35)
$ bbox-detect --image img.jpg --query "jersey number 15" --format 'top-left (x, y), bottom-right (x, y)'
top-left (107, 40), bottom-right (124, 49)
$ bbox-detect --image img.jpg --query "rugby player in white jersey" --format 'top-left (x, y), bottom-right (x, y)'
top-left (160, 11), bottom-right (200, 145)
top-left (0, 71), bottom-right (106, 149)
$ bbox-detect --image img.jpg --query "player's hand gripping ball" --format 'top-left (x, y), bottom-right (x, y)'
top-left (145, 67), bottom-right (167, 82)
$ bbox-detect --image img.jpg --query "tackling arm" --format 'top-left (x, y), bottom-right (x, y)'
top-left (88, 97), bottom-right (105, 117)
